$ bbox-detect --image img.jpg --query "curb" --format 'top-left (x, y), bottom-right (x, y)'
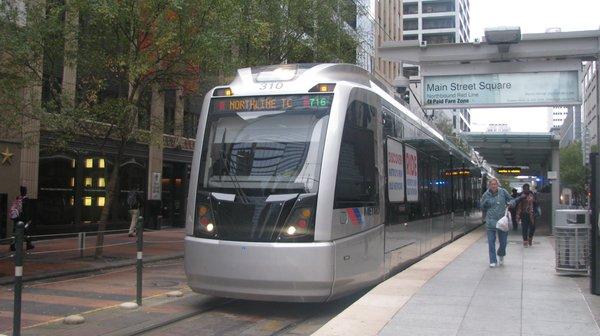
top-left (0, 253), bottom-right (183, 285)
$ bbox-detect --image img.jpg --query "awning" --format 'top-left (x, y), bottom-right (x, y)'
top-left (462, 132), bottom-right (559, 170)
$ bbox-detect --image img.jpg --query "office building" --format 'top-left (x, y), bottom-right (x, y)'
top-left (582, 61), bottom-right (598, 163)
top-left (401, 0), bottom-right (471, 133)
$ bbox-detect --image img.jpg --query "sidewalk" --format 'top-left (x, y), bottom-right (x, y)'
top-left (0, 228), bottom-right (185, 284)
top-left (315, 228), bottom-right (600, 336)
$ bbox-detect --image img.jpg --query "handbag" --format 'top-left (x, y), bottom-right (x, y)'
top-left (496, 207), bottom-right (512, 232)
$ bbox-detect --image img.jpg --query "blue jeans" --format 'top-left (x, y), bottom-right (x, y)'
top-left (487, 228), bottom-right (508, 264)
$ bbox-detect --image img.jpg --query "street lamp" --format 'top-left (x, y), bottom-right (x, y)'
top-left (484, 26), bottom-right (522, 53)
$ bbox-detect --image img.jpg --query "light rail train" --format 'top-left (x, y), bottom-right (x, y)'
top-left (185, 64), bottom-right (483, 302)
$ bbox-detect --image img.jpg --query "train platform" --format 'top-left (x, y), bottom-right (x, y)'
top-left (0, 228), bottom-right (185, 284)
top-left (315, 227), bottom-right (600, 336)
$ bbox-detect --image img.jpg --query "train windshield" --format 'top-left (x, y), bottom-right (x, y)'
top-left (199, 94), bottom-right (332, 193)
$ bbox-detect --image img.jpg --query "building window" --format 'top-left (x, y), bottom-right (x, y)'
top-left (422, 1), bottom-right (455, 13)
top-left (183, 95), bottom-right (202, 138)
top-left (85, 158), bottom-right (94, 168)
top-left (422, 33), bottom-right (455, 44)
top-left (403, 19), bottom-right (418, 31)
top-left (422, 17), bottom-right (455, 30)
top-left (403, 3), bottom-right (418, 14)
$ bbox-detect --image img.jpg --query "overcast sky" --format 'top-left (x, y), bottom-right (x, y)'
top-left (468, 0), bottom-right (600, 132)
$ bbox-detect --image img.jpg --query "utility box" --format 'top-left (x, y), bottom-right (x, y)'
top-left (555, 209), bottom-right (590, 274)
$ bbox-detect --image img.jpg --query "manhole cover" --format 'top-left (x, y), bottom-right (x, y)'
top-left (147, 280), bottom-right (180, 288)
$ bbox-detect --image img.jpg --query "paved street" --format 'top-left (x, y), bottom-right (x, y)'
top-left (0, 229), bottom-right (184, 283)
top-left (0, 259), bottom-right (187, 333)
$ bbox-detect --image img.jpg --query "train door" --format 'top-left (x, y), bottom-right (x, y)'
top-left (330, 91), bottom-right (385, 298)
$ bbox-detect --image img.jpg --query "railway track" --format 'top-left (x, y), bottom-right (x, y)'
top-left (112, 292), bottom-right (362, 336)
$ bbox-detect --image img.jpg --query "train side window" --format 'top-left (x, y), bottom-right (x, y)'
top-left (334, 101), bottom-right (378, 209)
top-left (382, 110), bottom-right (395, 138)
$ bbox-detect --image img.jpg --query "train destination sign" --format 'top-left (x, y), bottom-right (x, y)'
top-left (212, 95), bottom-right (332, 113)
top-left (422, 71), bottom-right (580, 108)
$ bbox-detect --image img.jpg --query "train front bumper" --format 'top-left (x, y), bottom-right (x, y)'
top-left (184, 236), bottom-right (335, 302)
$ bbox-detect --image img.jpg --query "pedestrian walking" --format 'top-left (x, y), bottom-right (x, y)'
top-left (9, 186), bottom-right (34, 251)
top-left (510, 188), bottom-right (519, 231)
top-left (515, 184), bottom-right (539, 247)
top-left (480, 178), bottom-right (512, 267)
top-left (127, 190), bottom-right (142, 237)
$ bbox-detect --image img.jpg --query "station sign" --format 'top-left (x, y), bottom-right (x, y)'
top-left (496, 167), bottom-right (522, 175)
top-left (422, 71), bottom-right (580, 108)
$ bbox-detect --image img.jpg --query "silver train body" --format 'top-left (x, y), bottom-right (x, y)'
top-left (185, 64), bottom-right (482, 302)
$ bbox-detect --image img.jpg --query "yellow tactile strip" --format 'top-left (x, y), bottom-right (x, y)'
top-left (313, 227), bottom-right (485, 336)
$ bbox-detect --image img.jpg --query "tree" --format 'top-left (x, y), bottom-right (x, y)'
top-left (434, 118), bottom-right (470, 154)
top-left (226, 0), bottom-right (359, 69)
top-left (1, 0), bottom-right (361, 257)
top-left (1, 0), bottom-right (237, 257)
top-left (560, 141), bottom-right (588, 205)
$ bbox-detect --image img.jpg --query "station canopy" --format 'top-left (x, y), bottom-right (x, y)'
top-left (462, 132), bottom-right (559, 171)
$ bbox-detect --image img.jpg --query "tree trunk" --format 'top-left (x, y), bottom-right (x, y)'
top-left (94, 142), bottom-right (125, 258)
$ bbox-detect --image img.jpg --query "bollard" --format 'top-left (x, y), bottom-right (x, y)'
top-left (78, 232), bottom-right (86, 258)
top-left (136, 216), bottom-right (143, 306)
top-left (13, 221), bottom-right (24, 336)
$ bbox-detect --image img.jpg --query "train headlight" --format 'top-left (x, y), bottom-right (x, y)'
top-left (195, 202), bottom-right (218, 237)
top-left (280, 204), bottom-right (315, 240)
top-left (286, 226), bottom-right (296, 235)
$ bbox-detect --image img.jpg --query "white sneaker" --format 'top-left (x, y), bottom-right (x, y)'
top-left (489, 263), bottom-right (496, 268)
top-left (498, 256), bottom-right (504, 265)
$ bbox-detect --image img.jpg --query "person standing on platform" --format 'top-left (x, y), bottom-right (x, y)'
top-left (480, 178), bottom-right (512, 267)
top-left (127, 190), bottom-right (141, 237)
top-left (515, 184), bottom-right (538, 247)
top-left (510, 188), bottom-right (519, 231)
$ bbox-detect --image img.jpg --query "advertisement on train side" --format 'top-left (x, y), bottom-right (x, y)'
top-left (387, 138), bottom-right (405, 203)
top-left (405, 145), bottom-right (419, 202)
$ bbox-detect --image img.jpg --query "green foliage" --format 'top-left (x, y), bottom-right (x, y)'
top-left (226, 0), bottom-right (359, 70)
top-left (560, 141), bottom-right (588, 202)
top-left (434, 118), bottom-right (470, 154)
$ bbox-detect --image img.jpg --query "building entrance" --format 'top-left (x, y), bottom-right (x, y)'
top-left (161, 162), bottom-right (188, 227)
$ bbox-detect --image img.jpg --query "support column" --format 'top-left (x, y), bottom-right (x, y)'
top-left (550, 144), bottom-right (560, 233)
top-left (61, 0), bottom-right (78, 109)
top-left (19, 90), bottom-right (41, 201)
top-left (174, 88), bottom-right (184, 138)
top-left (147, 86), bottom-right (164, 229)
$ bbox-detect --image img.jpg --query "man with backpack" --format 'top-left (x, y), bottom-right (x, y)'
top-left (9, 186), bottom-right (34, 251)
